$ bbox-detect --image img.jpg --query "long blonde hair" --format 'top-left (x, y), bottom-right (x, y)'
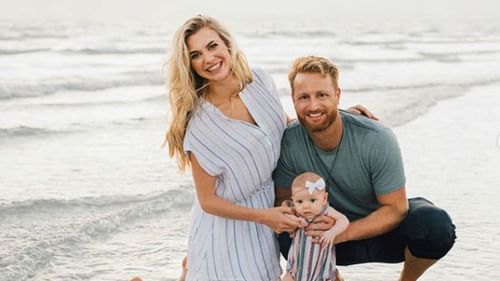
top-left (165, 15), bottom-right (253, 172)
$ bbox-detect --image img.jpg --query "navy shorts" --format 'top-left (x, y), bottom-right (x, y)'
top-left (278, 197), bottom-right (456, 265)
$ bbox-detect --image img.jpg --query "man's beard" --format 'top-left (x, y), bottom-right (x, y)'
top-left (298, 109), bottom-right (338, 132)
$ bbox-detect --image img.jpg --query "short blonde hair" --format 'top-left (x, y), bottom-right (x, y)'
top-left (288, 55), bottom-right (339, 95)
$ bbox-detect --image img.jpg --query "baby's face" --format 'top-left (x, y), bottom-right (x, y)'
top-left (292, 188), bottom-right (328, 221)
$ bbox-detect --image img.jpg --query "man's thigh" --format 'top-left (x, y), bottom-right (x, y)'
top-left (336, 197), bottom-right (456, 265)
top-left (336, 228), bottom-right (405, 265)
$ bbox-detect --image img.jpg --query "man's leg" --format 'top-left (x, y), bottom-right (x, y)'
top-left (399, 247), bottom-right (436, 281)
top-left (334, 197), bottom-right (455, 280)
top-left (397, 197), bottom-right (456, 281)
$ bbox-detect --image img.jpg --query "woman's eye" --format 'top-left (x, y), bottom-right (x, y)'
top-left (208, 43), bottom-right (218, 50)
top-left (190, 53), bottom-right (200, 60)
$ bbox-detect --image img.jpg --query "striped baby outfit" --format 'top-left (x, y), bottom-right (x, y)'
top-left (286, 212), bottom-right (337, 281)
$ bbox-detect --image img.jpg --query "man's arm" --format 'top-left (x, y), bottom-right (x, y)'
top-left (307, 186), bottom-right (408, 243)
top-left (336, 186), bottom-right (408, 243)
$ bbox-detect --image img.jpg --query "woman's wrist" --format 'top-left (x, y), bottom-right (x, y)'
top-left (252, 208), bottom-right (266, 224)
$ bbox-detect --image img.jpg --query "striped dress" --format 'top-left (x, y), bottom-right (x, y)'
top-left (286, 211), bottom-right (337, 281)
top-left (183, 69), bottom-right (286, 281)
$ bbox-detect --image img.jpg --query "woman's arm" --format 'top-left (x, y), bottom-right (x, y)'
top-left (190, 152), bottom-right (301, 233)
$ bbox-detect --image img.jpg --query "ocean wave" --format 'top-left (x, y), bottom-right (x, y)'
top-left (0, 71), bottom-right (163, 100)
top-left (343, 76), bottom-right (500, 93)
top-left (0, 34), bottom-right (70, 41)
top-left (20, 93), bottom-right (165, 108)
top-left (0, 46), bottom-right (165, 56)
top-left (0, 126), bottom-right (64, 138)
top-left (419, 49), bottom-right (500, 57)
top-left (0, 188), bottom-right (191, 213)
top-left (0, 48), bottom-right (51, 55)
top-left (0, 117), bottom-right (161, 141)
top-left (343, 39), bottom-right (408, 46)
top-left (334, 57), bottom-right (422, 64)
top-left (407, 38), bottom-right (500, 44)
top-left (59, 47), bottom-right (165, 55)
top-left (336, 82), bottom-right (442, 93)
top-left (341, 37), bottom-right (500, 46)
top-left (0, 188), bottom-right (193, 281)
top-left (244, 30), bottom-right (336, 38)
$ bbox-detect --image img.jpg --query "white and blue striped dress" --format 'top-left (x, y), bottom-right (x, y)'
top-left (183, 69), bottom-right (287, 281)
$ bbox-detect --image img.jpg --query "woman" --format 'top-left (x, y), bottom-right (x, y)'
top-left (167, 15), bottom-right (301, 281)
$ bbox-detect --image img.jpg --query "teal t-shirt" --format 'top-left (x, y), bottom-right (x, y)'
top-left (273, 110), bottom-right (406, 220)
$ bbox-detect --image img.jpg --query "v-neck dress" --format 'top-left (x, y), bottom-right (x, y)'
top-left (183, 69), bottom-right (287, 281)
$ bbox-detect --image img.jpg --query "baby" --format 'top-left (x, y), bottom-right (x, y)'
top-left (282, 172), bottom-right (349, 281)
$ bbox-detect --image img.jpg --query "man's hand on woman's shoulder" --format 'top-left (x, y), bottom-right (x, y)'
top-left (346, 104), bottom-right (379, 121)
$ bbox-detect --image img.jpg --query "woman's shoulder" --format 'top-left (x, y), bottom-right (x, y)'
top-left (185, 103), bottom-right (208, 131)
top-left (251, 68), bottom-right (273, 85)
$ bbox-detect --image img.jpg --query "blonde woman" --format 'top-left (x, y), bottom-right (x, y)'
top-left (167, 15), bottom-right (303, 281)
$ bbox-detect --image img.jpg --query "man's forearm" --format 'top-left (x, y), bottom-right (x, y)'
top-left (337, 203), bottom-right (408, 243)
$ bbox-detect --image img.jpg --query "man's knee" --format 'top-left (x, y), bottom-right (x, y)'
top-left (404, 198), bottom-right (456, 259)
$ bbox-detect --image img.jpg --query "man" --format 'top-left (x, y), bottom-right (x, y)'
top-left (274, 55), bottom-right (456, 281)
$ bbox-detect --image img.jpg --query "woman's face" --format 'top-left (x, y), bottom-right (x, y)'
top-left (187, 27), bottom-right (232, 83)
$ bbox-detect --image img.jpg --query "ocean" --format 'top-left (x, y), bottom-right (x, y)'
top-left (1, 19), bottom-right (500, 280)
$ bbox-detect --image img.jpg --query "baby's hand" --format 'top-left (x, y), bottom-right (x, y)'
top-left (319, 229), bottom-right (336, 247)
top-left (297, 217), bottom-right (308, 228)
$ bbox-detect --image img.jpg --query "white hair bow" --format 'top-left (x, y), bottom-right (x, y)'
top-left (304, 178), bottom-right (326, 194)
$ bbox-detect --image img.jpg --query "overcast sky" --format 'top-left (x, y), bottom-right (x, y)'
top-left (1, 0), bottom-right (499, 28)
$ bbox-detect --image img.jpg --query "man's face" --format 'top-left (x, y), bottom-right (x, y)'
top-left (291, 72), bottom-right (340, 132)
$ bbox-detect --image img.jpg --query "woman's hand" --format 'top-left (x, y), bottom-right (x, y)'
top-left (258, 206), bottom-right (302, 234)
top-left (346, 104), bottom-right (379, 121)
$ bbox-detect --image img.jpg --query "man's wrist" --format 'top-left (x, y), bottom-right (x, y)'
top-left (335, 231), bottom-right (349, 244)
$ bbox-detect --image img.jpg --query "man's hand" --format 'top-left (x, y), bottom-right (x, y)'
top-left (346, 104), bottom-right (379, 121)
top-left (304, 215), bottom-right (335, 243)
